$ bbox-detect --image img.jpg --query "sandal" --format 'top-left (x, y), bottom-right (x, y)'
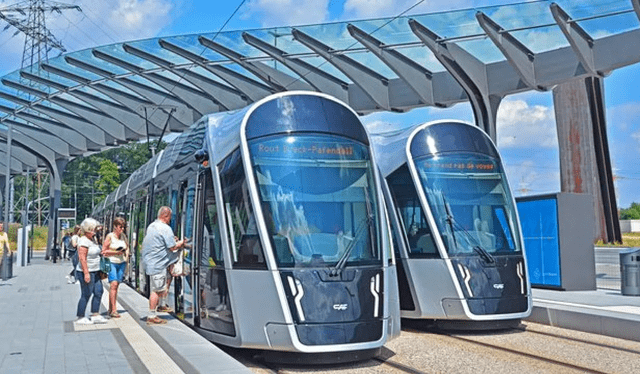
top-left (110, 312), bottom-right (121, 318)
top-left (156, 305), bottom-right (174, 313)
top-left (146, 316), bottom-right (167, 325)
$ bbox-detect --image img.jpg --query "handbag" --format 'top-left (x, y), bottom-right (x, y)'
top-left (170, 250), bottom-right (185, 277)
top-left (100, 256), bottom-right (111, 274)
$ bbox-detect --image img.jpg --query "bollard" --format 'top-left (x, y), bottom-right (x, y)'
top-left (620, 248), bottom-right (640, 296)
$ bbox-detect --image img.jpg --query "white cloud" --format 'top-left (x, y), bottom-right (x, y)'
top-left (504, 158), bottom-right (560, 197)
top-left (242, 0), bottom-right (331, 27)
top-left (496, 99), bottom-right (557, 148)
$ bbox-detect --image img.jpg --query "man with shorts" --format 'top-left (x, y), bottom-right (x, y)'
top-left (141, 206), bottom-right (186, 325)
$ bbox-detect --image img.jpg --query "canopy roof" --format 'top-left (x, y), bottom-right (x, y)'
top-left (1, 0), bottom-right (640, 174)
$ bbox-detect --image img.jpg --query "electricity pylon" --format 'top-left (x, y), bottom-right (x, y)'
top-left (0, 0), bottom-right (81, 72)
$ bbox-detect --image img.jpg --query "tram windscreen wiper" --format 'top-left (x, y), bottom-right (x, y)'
top-left (330, 188), bottom-right (374, 277)
top-left (441, 195), bottom-right (495, 264)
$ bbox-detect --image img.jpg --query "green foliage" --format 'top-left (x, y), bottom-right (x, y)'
top-left (620, 202), bottom-right (640, 220)
top-left (6, 224), bottom-right (49, 251)
top-left (96, 159), bottom-right (120, 195)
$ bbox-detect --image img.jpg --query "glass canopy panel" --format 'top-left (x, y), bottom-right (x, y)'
top-left (480, 1), bottom-right (555, 31)
top-left (555, 0), bottom-right (632, 19)
top-left (167, 34), bottom-right (227, 63)
top-left (456, 39), bottom-right (504, 63)
top-left (126, 38), bottom-right (193, 66)
top-left (2, 71), bottom-right (54, 96)
top-left (71, 49), bottom-right (130, 76)
top-left (19, 63), bottom-right (82, 90)
top-left (392, 46), bottom-right (445, 72)
top-left (94, 43), bottom-right (157, 71)
top-left (511, 24), bottom-right (569, 53)
top-left (45, 56), bottom-right (104, 82)
top-left (294, 56), bottom-right (351, 82)
top-left (578, 12), bottom-right (639, 37)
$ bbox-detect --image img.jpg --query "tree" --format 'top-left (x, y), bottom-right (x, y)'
top-left (96, 159), bottom-right (120, 196)
top-left (620, 202), bottom-right (640, 220)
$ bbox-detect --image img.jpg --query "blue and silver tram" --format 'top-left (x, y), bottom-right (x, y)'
top-left (373, 120), bottom-right (531, 329)
top-left (94, 92), bottom-right (400, 360)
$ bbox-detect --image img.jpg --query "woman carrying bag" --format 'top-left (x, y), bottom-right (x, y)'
top-left (102, 217), bottom-right (129, 318)
top-left (75, 218), bottom-right (107, 325)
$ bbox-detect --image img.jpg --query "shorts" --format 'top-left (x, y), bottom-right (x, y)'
top-left (108, 262), bottom-right (126, 283)
top-left (150, 271), bottom-right (169, 293)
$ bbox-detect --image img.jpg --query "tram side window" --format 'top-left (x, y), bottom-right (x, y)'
top-left (219, 149), bottom-right (267, 269)
top-left (387, 165), bottom-right (440, 259)
top-left (201, 172), bottom-right (224, 267)
top-left (153, 189), bottom-right (169, 219)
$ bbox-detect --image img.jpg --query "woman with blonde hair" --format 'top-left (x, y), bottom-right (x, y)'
top-left (75, 218), bottom-right (107, 325)
top-left (102, 217), bottom-right (129, 318)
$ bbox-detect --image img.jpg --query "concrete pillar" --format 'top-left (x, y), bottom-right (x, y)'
top-left (553, 77), bottom-right (621, 243)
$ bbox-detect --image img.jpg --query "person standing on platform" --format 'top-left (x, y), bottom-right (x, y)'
top-left (66, 225), bottom-right (81, 284)
top-left (0, 222), bottom-right (11, 279)
top-left (102, 217), bottom-right (129, 318)
top-left (142, 206), bottom-right (186, 325)
top-left (75, 218), bottom-right (107, 325)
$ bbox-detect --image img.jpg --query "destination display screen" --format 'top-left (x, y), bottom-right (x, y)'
top-left (252, 136), bottom-right (365, 160)
top-left (418, 156), bottom-right (499, 173)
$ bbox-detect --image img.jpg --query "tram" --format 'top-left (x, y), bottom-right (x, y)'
top-left (372, 120), bottom-right (531, 329)
top-left (94, 91), bottom-right (401, 360)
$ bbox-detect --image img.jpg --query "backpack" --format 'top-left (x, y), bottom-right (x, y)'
top-left (63, 236), bottom-right (74, 252)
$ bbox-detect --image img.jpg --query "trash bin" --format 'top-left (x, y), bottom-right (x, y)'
top-left (620, 248), bottom-right (640, 296)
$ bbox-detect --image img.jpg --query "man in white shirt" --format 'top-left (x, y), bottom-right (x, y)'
top-left (141, 206), bottom-right (186, 325)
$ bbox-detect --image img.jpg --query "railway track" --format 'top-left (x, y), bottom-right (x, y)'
top-left (223, 321), bottom-right (640, 374)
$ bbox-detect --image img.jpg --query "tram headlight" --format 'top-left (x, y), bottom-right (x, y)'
top-left (194, 148), bottom-right (209, 164)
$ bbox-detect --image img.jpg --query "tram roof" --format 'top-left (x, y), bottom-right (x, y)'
top-left (2, 0), bottom-right (640, 174)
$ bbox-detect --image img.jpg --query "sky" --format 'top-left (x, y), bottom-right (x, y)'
top-left (0, 0), bottom-right (639, 209)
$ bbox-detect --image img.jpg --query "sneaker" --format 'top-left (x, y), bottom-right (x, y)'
top-left (146, 316), bottom-right (167, 325)
top-left (67, 275), bottom-right (76, 284)
top-left (156, 305), bottom-right (173, 313)
top-left (91, 315), bottom-right (108, 324)
top-left (76, 317), bottom-right (93, 325)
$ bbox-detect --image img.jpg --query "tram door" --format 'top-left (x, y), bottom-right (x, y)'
top-left (174, 180), bottom-right (197, 323)
top-left (196, 170), bottom-right (235, 336)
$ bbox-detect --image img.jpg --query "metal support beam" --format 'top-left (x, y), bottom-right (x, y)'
top-left (410, 19), bottom-right (501, 140)
top-left (124, 42), bottom-right (246, 111)
top-left (347, 24), bottom-right (435, 105)
top-left (2, 78), bottom-right (129, 141)
top-left (242, 32), bottom-right (349, 103)
top-left (65, 56), bottom-right (194, 128)
top-left (198, 35), bottom-right (313, 92)
top-left (20, 71), bottom-right (147, 137)
top-left (291, 28), bottom-right (390, 110)
top-left (476, 12), bottom-right (540, 89)
top-left (159, 39), bottom-right (274, 102)
top-left (92, 50), bottom-right (214, 117)
top-left (550, 3), bottom-right (601, 77)
top-left (633, 0), bottom-right (640, 22)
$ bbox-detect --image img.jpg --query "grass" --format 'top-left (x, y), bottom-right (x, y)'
top-left (596, 232), bottom-right (640, 248)
top-left (6, 223), bottom-right (49, 251)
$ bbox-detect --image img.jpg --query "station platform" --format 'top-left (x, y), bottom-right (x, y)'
top-left (0, 252), bottom-right (250, 374)
top-left (528, 287), bottom-right (640, 343)
top-left (1, 252), bottom-right (639, 373)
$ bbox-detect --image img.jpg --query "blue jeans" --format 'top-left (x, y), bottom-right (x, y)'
top-left (76, 270), bottom-right (104, 318)
top-left (69, 251), bottom-right (78, 277)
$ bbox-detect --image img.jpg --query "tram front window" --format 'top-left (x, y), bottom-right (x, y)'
top-left (249, 135), bottom-right (381, 268)
top-left (415, 153), bottom-right (521, 256)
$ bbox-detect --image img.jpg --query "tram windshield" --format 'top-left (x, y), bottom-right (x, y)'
top-left (249, 134), bottom-right (381, 268)
top-left (415, 153), bottom-right (521, 256)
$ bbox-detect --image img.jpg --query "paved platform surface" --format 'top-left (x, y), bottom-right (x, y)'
top-left (2, 251), bottom-right (640, 373)
top-left (0, 252), bottom-right (250, 374)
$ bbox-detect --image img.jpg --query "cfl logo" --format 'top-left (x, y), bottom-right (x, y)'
top-left (493, 283), bottom-right (504, 290)
top-left (333, 304), bottom-right (348, 311)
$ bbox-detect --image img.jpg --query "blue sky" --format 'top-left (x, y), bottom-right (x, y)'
top-left (0, 0), bottom-right (639, 208)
